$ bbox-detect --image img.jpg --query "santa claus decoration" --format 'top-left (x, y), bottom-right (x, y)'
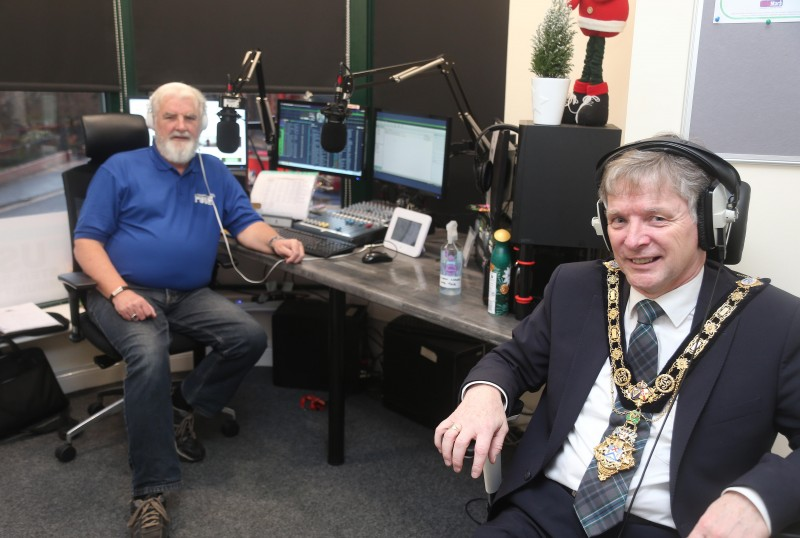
top-left (562, 0), bottom-right (629, 126)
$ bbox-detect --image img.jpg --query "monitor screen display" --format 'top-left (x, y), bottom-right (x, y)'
top-left (128, 96), bottom-right (248, 170)
top-left (372, 110), bottom-right (451, 198)
top-left (275, 99), bottom-right (366, 177)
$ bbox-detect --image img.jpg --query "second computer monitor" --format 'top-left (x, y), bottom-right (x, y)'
top-left (275, 99), bottom-right (367, 177)
top-left (372, 110), bottom-right (451, 198)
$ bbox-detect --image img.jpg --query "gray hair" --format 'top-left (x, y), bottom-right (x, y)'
top-left (147, 82), bottom-right (207, 127)
top-left (598, 135), bottom-right (712, 223)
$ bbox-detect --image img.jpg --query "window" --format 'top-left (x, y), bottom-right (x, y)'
top-left (0, 91), bottom-right (103, 219)
top-left (0, 91), bottom-right (104, 306)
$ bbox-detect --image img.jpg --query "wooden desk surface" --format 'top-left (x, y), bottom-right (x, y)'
top-left (231, 232), bottom-right (519, 346)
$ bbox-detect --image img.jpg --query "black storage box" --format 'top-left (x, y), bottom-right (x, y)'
top-left (272, 299), bottom-right (366, 392)
top-left (382, 315), bottom-right (486, 429)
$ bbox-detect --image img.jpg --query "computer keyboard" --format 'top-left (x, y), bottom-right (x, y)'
top-left (276, 227), bottom-right (358, 258)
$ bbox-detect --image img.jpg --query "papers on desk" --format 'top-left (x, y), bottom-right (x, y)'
top-left (0, 302), bottom-right (63, 335)
top-left (250, 171), bottom-right (317, 221)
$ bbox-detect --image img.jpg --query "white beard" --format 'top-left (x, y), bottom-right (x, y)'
top-left (156, 132), bottom-right (198, 165)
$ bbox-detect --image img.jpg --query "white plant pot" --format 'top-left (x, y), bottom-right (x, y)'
top-left (531, 77), bottom-right (570, 126)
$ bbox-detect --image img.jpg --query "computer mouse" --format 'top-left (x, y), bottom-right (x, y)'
top-left (362, 251), bottom-right (393, 264)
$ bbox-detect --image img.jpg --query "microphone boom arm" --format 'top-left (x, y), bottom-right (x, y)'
top-left (341, 54), bottom-right (488, 154)
top-left (223, 49), bottom-right (275, 145)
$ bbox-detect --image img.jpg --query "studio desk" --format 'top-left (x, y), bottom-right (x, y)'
top-left (230, 230), bottom-right (519, 465)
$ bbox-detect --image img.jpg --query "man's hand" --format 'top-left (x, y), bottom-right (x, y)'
top-left (112, 289), bottom-right (157, 322)
top-left (434, 384), bottom-right (508, 479)
top-left (688, 491), bottom-right (769, 538)
top-left (272, 237), bottom-right (304, 264)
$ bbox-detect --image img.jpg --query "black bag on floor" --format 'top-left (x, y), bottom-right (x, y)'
top-left (0, 337), bottom-right (70, 440)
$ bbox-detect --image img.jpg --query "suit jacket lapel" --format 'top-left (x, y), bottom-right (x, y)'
top-left (670, 262), bottom-right (741, 473)
top-left (546, 280), bottom-right (621, 460)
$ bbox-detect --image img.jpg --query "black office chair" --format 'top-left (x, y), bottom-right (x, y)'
top-left (55, 113), bottom-right (238, 463)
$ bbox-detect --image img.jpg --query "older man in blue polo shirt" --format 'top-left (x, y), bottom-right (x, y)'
top-left (74, 81), bottom-right (304, 537)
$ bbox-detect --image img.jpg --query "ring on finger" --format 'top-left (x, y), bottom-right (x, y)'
top-left (131, 313), bottom-right (138, 321)
top-left (450, 423), bottom-right (461, 432)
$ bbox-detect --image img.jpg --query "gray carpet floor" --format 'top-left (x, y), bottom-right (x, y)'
top-left (0, 367), bottom-right (488, 537)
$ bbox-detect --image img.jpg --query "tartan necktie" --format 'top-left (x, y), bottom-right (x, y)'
top-left (574, 299), bottom-right (665, 536)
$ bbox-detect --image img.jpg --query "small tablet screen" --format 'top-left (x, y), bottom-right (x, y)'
top-left (390, 218), bottom-right (422, 246)
top-left (383, 207), bottom-right (432, 257)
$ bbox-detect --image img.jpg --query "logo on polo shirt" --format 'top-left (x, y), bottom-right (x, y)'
top-left (194, 193), bottom-right (215, 206)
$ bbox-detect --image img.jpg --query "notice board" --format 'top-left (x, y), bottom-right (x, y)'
top-left (687, 0), bottom-right (800, 163)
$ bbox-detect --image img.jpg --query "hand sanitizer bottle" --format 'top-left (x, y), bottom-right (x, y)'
top-left (440, 220), bottom-right (462, 296)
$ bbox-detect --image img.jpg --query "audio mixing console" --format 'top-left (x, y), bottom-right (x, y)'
top-left (292, 200), bottom-right (397, 245)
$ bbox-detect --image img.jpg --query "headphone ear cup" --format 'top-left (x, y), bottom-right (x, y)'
top-left (698, 180), bottom-right (737, 253)
top-left (592, 200), bottom-right (611, 251)
top-left (696, 190), bottom-right (711, 251)
top-left (475, 156), bottom-right (493, 193)
top-left (201, 110), bottom-right (208, 131)
top-left (473, 123), bottom-right (519, 195)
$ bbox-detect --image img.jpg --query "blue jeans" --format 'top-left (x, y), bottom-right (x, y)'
top-left (86, 287), bottom-right (266, 497)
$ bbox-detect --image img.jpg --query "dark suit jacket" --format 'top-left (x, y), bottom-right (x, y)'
top-left (464, 259), bottom-right (800, 536)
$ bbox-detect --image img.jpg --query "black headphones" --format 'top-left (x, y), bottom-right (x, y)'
top-left (591, 137), bottom-right (745, 261)
top-left (474, 123), bottom-right (519, 193)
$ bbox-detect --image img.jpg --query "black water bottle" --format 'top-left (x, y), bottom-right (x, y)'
top-left (512, 244), bottom-right (536, 320)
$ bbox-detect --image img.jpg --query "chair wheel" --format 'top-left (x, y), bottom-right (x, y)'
top-left (87, 401), bottom-right (105, 414)
top-left (220, 419), bottom-right (239, 437)
top-left (55, 444), bottom-right (76, 462)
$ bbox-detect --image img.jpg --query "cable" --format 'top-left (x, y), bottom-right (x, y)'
top-left (198, 153), bottom-right (277, 285)
top-left (464, 497), bottom-right (489, 525)
top-left (366, 240), bottom-right (399, 260)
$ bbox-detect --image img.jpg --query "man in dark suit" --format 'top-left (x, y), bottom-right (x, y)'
top-left (435, 136), bottom-right (800, 537)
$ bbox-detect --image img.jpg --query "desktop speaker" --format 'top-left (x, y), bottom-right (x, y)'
top-left (511, 122), bottom-right (621, 249)
top-left (509, 123), bottom-right (622, 299)
top-left (382, 316), bottom-right (486, 430)
top-left (271, 299), bottom-right (366, 392)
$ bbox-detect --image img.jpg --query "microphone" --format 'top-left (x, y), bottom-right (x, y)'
top-left (217, 82), bottom-right (243, 154)
top-left (321, 64), bottom-right (353, 153)
top-left (217, 107), bottom-right (240, 153)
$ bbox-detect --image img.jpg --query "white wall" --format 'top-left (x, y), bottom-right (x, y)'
top-left (505, 0), bottom-right (800, 297)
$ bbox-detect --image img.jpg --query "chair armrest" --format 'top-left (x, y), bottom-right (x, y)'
top-left (57, 271), bottom-right (97, 343)
top-left (58, 271), bottom-right (98, 291)
top-left (217, 255), bottom-right (234, 270)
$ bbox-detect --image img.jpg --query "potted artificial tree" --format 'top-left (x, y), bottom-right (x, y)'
top-left (530, 0), bottom-right (576, 125)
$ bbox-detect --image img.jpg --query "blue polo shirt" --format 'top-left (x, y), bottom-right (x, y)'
top-left (74, 146), bottom-right (261, 290)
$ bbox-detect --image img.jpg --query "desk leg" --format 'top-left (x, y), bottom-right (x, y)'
top-left (328, 287), bottom-right (345, 465)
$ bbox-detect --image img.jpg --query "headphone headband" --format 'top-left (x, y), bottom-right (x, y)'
top-left (594, 137), bottom-right (741, 200)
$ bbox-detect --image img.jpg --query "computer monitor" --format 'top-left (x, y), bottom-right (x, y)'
top-left (275, 99), bottom-right (366, 177)
top-left (128, 96), bottom-right (248, 171)
top-left (372, 110), bottom-right (451, 198)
